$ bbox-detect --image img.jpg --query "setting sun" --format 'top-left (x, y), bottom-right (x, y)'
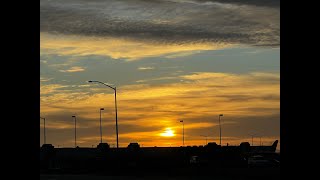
top-left (160, 128), bottom-right (175, 137)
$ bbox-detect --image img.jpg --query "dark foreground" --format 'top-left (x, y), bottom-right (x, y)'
top-left (40, 167), bottom-right (280, 180)
top-left (41, 142), bottom-right (279, 179)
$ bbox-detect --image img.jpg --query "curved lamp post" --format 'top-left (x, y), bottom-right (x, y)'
top-left (88, 80), bottom-right (119, 149)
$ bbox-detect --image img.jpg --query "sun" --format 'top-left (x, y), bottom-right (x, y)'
top-left (160, 128), bottom-right (175, 137)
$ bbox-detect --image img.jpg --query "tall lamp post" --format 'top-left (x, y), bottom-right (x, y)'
top-left (248, 133), bottom-right (255, 146)
top-left (72, 115), bottom-right (77, 148)
top-left (40, 117), bottom-right (46, 144)
top-left (88, 80), bottom-right (119, 149)
top-left (200, 135), bottom-right (208, 145)
top-left (99, 108), bottom-right (104, 143)
top-left (252, 135), bottom-right (254, 146)
top-left (260, 136), bottom-right (262, 146)
top-left (218, 114), bottom-right (223, 145)
top-left (180, 120), bottom-right (184, 146)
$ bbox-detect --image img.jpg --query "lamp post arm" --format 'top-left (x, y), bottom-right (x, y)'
top-left (91, 81), bottom-right (115, 90)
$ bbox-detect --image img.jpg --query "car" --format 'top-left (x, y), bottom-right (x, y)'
top-left (127, 142), bottom-right (140, 150)
top-left (189, 156), bottom-right (209, 166)
top-left (190, 156), bottom-right (200, 164)
top-left (248, 155), bottom-right (275, 168)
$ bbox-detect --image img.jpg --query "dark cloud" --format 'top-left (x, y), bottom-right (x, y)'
top-left (217, 94), bottom-right (280, 102)
top-left (192, 0), bottom-right (280, 8)
top-left (40, 0), bottom-right (279, 46)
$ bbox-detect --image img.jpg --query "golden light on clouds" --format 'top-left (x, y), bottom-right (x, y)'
top-left (40, 71), bottom-right (279, 147)
top-left (41, 71), bottom-right (279, 119)
top-left (40, 32), bottom-right (233, 60)
top-left (59, 66), bottom-right (86, 73)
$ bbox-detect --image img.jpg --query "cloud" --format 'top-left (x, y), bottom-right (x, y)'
top-left (40, 0), bottom-right (279, 47)
top-left (40, 60), bottom-right (48, 64)
top-left (136, 80), bottom-right (146, 83)
top-left (40, 77), bottom-right (53, 82)
top-left (41, 71), bottom-right (279, 117)
top-left (40, 32), bottom-right (230, 60)
top-left (165, 51), bottom-right (201, 58)
top-left (40, 84), bottom-right (69, 95)
top-left (59, 66), bottom-right (86, 72)
top-left (172, 0), bottom-right (280, 8)
top-left (135, 76), bottom-right (178, 84)
top-left (138, 66), bottom-right (154, 70)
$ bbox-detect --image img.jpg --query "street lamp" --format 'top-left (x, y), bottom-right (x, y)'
top-left (72, 115), bottom-right (77, 148)
top-left (99, 108), bottom-right (104, 143)
top-left (88, 80), bottom-right (119, 149)
top-left (260, 136), bottom-right (262, 146)
top-left (218, 114), bottom-right (223, 146)
top-left (200, 135), bottom-right (208, 145)
top-left (252, 135), bottom-right (254, 146)
top-left (180, 120), bottom-right (184, 146)
top-left (40, 117), bottom-right (46, 144)
top-left (248, 133), bottom-right (256, 146)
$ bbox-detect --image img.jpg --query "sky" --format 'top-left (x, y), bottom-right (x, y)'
top-left (40, 0), bottom-right (280, 149)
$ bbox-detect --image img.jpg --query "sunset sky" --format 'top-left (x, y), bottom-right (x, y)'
top-left (40, 0), bottom-right (280, 149)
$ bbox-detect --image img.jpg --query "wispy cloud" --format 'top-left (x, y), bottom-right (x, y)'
top-left (165, 51), bottom-right (202, 58)
top-left (40, 84), bottom-right (69, 95)
top-left (40, 77), bottom-right (53, 82)
top-left (138, 66), bottom-right (154, 70)
top-left (135, 76), bottom-right (178, 84)
top-left (59, 66), bottom-right (86, 72)
top-left (40, 60), bottom-right (48, 64)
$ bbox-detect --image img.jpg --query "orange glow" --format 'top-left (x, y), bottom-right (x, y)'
top-left (159, 128), bottom-right (175, 137)
top-left (40, 72), bottom-right (279, 147)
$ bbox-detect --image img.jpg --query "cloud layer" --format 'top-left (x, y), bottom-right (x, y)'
top-left (40, 71), bottom-right (279, 147)
top-left (40, 32), bottom-right (229, 60)
top-left (40, 0), bottom-right (279, 47)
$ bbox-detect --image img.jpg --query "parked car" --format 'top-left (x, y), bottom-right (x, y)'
top-left (248, 155), bottom-right (275, 168)
top-left (189, 155), bottom-right (209, 166)
top-left (190, 156), bottom-right (200, 164)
